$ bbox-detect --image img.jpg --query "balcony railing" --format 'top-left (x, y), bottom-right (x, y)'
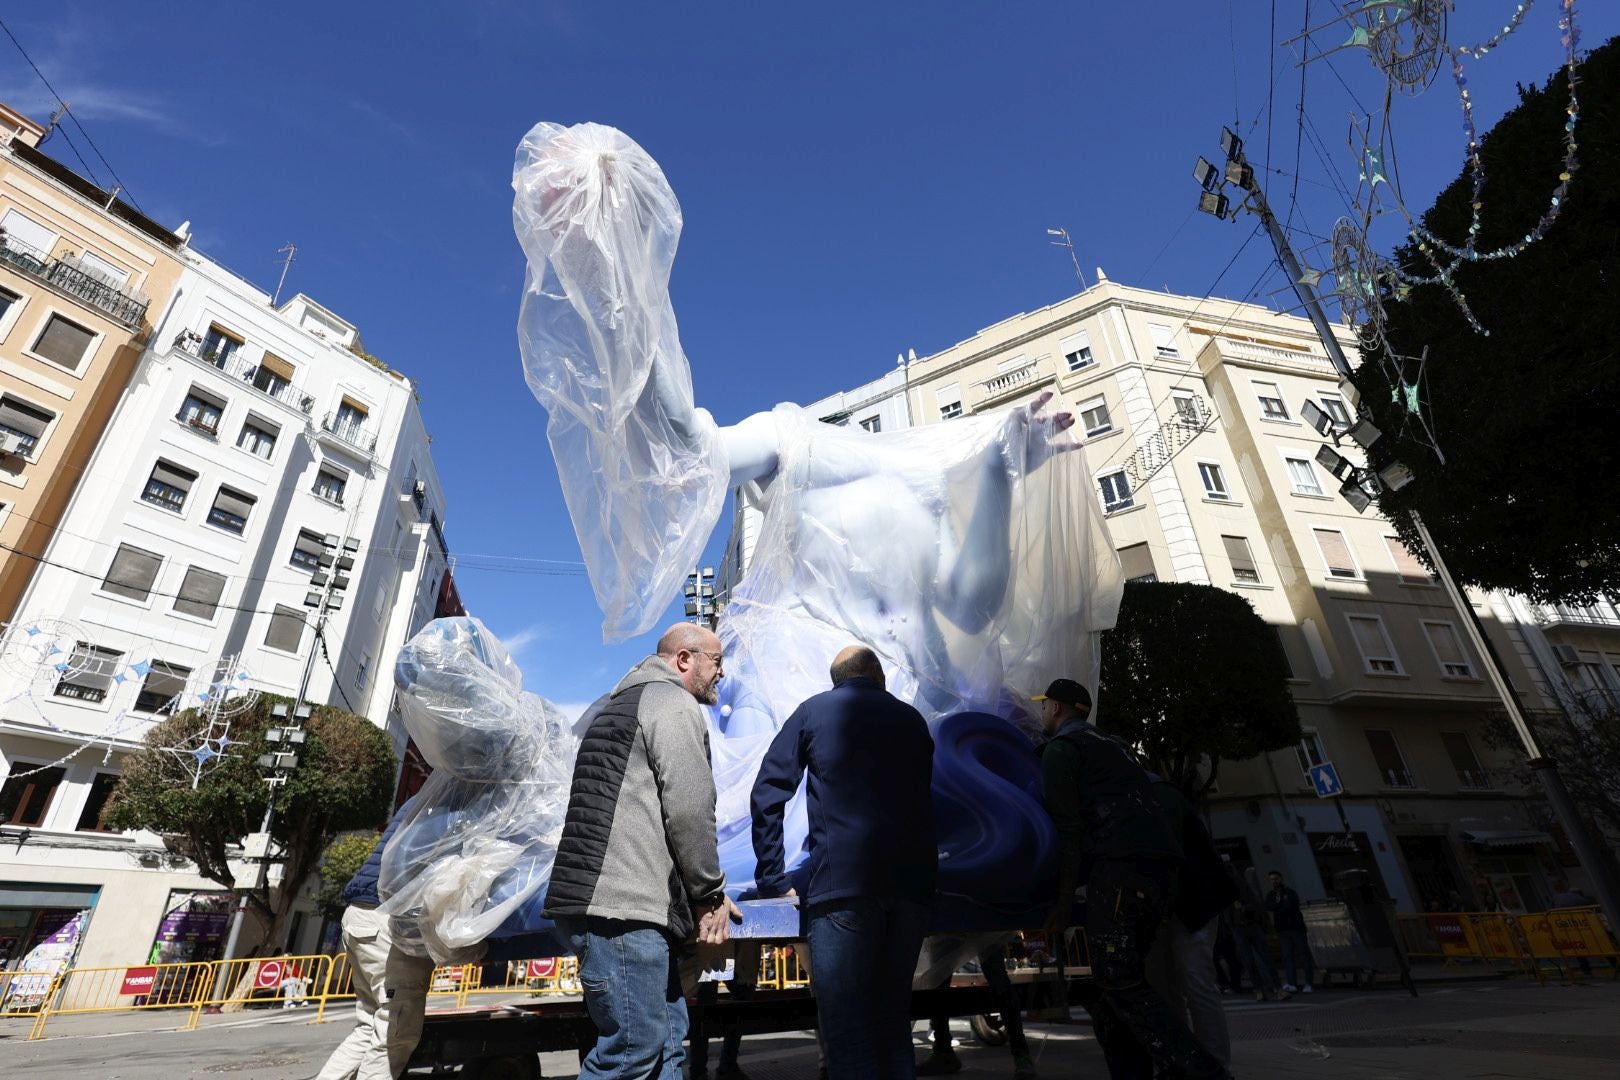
top-left (0, 232), bottom-right (151, 328)
top-left (170, 332), bottom-right (316, 413)
top-left (1535, 600), bottom-right (1620, 628)
top-left (973, 360), bottom-right (1052, 408)
top-left (321, 413), bottom-right (377, 454)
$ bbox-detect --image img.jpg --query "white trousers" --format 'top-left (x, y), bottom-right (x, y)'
top-left (314, 906), bottom-right (437, 1080)
top-left (1146, 919), bottom-right (1231, 1067)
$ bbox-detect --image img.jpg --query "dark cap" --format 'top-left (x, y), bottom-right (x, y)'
top-left (1030, 678), bottom-right (1092, 712)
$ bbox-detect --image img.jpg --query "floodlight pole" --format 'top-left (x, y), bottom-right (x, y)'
top-left (1208, 135), bottom-right (1620, 932)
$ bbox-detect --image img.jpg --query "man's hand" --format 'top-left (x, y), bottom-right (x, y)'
top-left (696, 895), bottom-right (744, 945)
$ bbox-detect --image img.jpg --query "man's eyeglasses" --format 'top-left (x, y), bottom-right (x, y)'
top-left (690, 650), bottom-right (723, 669)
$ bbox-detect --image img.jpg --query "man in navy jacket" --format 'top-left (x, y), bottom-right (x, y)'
top-left (751, 645), bottom-right (936, 1080)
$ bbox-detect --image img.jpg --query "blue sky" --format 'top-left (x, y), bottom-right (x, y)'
top-left (3, 3), bottom-right (1612, 708)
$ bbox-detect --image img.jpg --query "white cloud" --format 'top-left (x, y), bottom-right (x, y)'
top-left (498, 622), bottom-right (550, 657)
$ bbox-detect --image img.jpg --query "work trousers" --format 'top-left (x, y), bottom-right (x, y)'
top-left (1145, 920), bottom-right (1231, 1067)
top-left (314, 905), bottom-right (437, 1080)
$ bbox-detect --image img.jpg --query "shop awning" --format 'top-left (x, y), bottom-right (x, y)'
top-left (1459, 830), bottom-right (1553, 849)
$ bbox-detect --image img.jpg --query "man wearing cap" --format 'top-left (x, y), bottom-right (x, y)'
top-left (1035, 679), bottom-right (1229, 1080)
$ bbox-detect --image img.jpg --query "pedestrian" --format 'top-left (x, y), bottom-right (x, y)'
top-left (1036, 678), bottom-right (1229, 1080)
top-left (1230, 868), bottom-right (1287, 1002)
top-left (314, 806), bottom-right (439, 1080)
top-left (1265, 870), bottom-right (1315, 993)
top-left (751, 645), bottom-right (937, 1080)
top-left (916, 938), bottom-right (1036, 1079)
top-left (1140, 778), bottom-right (1237, 1068)
top-left (545, 623), bottom-right (742, 1080)
top-left (685, 944), bottom-right (758, 1079)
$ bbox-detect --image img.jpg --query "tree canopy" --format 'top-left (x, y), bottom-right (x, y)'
top-left (315, 830), bottom-right (382, 917)
top-left (106, 696), bottom-right (395, 950)
top-left (1096, 581), bottom-right (1300, 799)
top-left (1351, 36), bottom-right (1620, 604)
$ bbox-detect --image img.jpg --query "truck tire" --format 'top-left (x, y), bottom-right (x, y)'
top-left (459, 1053), bottom-right (541, 1080)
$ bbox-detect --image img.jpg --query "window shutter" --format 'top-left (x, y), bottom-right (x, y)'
top-left (1221, 535), bottom-right (1259, 581)
top-left (152, 461), bottom-right (197, 491)
top-left (1149, 324), bottom-right (1175, 349)
top-left (33, 315), bottom-right (95, 369)
top-left (1348, 616), bottom-right (1393, 663)
top-left (258, 353), bottom-right (295, 381)
top-left (214, 488), bottom-right (256, 519)
top-left (1384, 536), bottom-right (1431, 583)
top-left (1314, 529), bottom-right (1356, 576)
top-left (934, 383), bottom-right (960, 408)
top-left (175, 567), bottom-right (226, 618)
top-left (1, 209), bottom-right (58, 254)
top-left (266, 605), bottom-right (305, 652)
top-left (1118, 543), bottom-right (1156, 582)
top-left (0, 396), bottom-right (53, 439)
top-left (102, 544), bottom-right (162, 600)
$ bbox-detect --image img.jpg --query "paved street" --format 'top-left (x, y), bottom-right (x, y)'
top-left (1, 979), bottom-right (1615, 1079)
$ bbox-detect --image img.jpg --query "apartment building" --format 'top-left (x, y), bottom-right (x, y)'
top-left (0, 103), bottom-right (186, 627)
top-left (0, 251), bottom-right (448, 969)
top-left (719, 272), bottom-right (1593, 915)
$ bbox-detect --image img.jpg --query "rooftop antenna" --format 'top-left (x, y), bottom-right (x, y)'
top-left (41, 103), bottom-right (69, 144)
top-left (272, 242), bottom-right (298, 306)
top-left (1046, 227), bottom-right (1089, 293)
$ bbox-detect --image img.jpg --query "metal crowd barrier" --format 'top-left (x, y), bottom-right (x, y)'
top-left (1393, 907), bottom-right (1617, 982)
top-left (23, 960), bottom-right (213, 1038)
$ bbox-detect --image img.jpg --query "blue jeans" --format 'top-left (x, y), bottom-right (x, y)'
top-left (557, 917), bottom-right (686, 1079)
top-left (807, 896), bottom-right (929, 1080)
top-left (1277, 930), bottom-right (1314, 988)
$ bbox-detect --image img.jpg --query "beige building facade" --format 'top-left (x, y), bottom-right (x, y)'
top-left (893, 273), bottom-right (1590, 913)
top-left (0, 103), bottom-right (186, 626)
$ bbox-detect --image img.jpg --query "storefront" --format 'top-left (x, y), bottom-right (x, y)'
top-left (1456, 831), bottom-right (1556, 914)
top-left (0, 883), bottom-right (100, 972)
top-left (147, 890), bottom-right (233, 964)
top-left (1307, 832), bottom-right (1391, 899)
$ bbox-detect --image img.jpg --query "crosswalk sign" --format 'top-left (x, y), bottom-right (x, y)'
top-left (1308, 762), bottom-right (1343, 798)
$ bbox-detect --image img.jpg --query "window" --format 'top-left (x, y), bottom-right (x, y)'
top-left (174, 566), bottom-right (226, 620)
top-left (1118, 543), bottom-right (1157, 583)
top-left (1172, 390), bottom-right (1203, 424)
top-left (207, 487), bottom-right (256, 534)
top-left (1253, 381), bottom-right (1289, 420)
top-left (266, 605), bottom-right (306, 653)
top-left (1148, 323), bottom-right (1179, 359)
top-left (101, 543), bottom-right (163, 601)
top-left (1, 208), bottom-right (58, 257)
top-left (1222, 535), bottom-right (1261, 583)
top-left (1364, 728), bottom-right (1416, 787)
top-left (237, 419), bottom-right (277, 459)
top-left (313, 468), bottom-right (347, 506)
top-left (1061, 330), bottom-right (1094, 370)
top-left (0, 394), bottom-right (54, 458)
top-left (1347, 614), bottom-right (1402, 674)
top-left (32, 313), bottom-right (96, 370)
top-left (1441, 732), bottom-right (1490, 790)
top-left (355, 651), bottom-right (372, 690)
top-left (935, 384), bottom-right (961, 421)
top-left (858, 416), bottom-right (881, 433)
top-left (201, 325), bottom-right (242, 366)
top-left (1295, 730), bottom-right (1328, 777)
top-left (1320, 396), bottom-right (1352, 428)
top-left (135, 661), bottom-right (191, 715)
top-left (1098, 469), bottom-right (1134, 512)
top-left (177, 389), bottom-right (224, 436)
top-left (73, 772), bottom-right (121, 832)
top-left (1284, 455), bottom-right (1324, 496)
top-left (940, 400), bottom-right (962, 421)
top-left (0, 285), bottom-right (18, 322)
top-left (252, 354), bottom-right (295, 398)
top-left (54, 642), bottom-right (123, 703)
top-left (291, 528), bottom-right (325, 572)
top-left (1423, 621), bottom-right (1475, 678)
top-left (1197, 461), bottom-right (1229, 499)
top-left (1314, 528), bottom-right (1360, 579)
top-left (142, 460), bottom-right (196, 513)
top-left (1384, 535), bottom-right (1433, 584)
top-left (0, 764), bottom-right (64, 827)
top-left (334, 398), bottom-right (369, 432)
top-left (72, 250), bottom-right (127, 287)
top-left (1078, 395), bottom-right (1112, 437)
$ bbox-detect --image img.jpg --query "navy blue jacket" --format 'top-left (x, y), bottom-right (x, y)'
top-left (750, 676), bottom-right (937, 908)
top-left (341, 806), bottom-right (409, 908)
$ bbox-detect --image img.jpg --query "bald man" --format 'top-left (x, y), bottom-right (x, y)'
top-left (752, 646), bottom-right (937, 1080)
top-left (547, 623), bottom-right (741, 1080)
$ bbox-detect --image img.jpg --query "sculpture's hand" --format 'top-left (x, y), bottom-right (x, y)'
top-left (1005, 389), bottom-right (1079, 473)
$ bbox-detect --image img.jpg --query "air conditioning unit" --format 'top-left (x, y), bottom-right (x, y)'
top-left (0, 432), bottom-right (22, 457)
top-left (1552, 644), bottom-right (1581, 666)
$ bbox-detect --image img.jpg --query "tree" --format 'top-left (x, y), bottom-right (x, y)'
top-left (1479, 696), bottom-right (1620, 860)
top-left (315, 831), bottom-right (382, 918)
top-left (1097, 581), bottom-right (1300, 799)
top-left (106, 696), bottom-right (395, 952)
top-left (1351, 37), bottom-right (1620, 604)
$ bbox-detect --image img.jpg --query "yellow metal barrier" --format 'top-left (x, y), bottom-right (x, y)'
top-left (27, 961), bottom-right (214, 1039)
top-left (456, 957), bottom-right (582, 1005)
top-left (1517, 907), bottom-right (1619, 978)
top-left (756, 944), bottom-right (808, 990)
top-left (1, 969), bottom-right (59, 1018)
top-left (188, 954), bottom-right (335, 1028)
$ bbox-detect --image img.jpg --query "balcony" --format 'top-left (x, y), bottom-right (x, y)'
top-left (321, 413), bottom-right (377, 455)
top-left (0, 232), bottom-right (151, 329)
top-left (1197, 335), bottom-right (1338, 378)
top-left (1534, 600), bottom-right (1620, 629)
top-left (170, 331), bottom-right (316, 414)
top-left (973, 359), bottom-right (1053, 409)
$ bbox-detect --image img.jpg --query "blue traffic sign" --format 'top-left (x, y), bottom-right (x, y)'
top-left (1308, 762), bottom-right (1343, 798)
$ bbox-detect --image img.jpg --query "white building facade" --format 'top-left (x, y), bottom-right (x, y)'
top-left (0, 253), bottom-right (448, 970)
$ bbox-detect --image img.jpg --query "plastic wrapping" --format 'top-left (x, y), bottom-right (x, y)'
top-left (513, 120), bottom-right (1123, 913)
top-left (514, 122), bottom-right (730, 642)
top-left (378, 618), bottom-right (577, 963)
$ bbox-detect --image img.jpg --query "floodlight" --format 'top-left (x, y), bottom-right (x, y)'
top-left (1224, 160), bottom-right (1253, 188)
top-left (1194, 157), bottom-right (1220, 191)
top-left (304, 591), bottom-right (323, 608)
top-left (702, 567), bottom-right (715, 578)
top-left (1378, 460), bottom-right (1415, 491)
top-left (1346, 416), bottom-right (1383, 449)
top-left (257, 754), bottom-right (276, 769)
top-left (326, 594), bottom-right (344, 611)
top-left (683, 582), bottom-right (697, 597)
top-left (265, 728), bottom-right (283, 744)
top-left (323, 534), bottom-right (341, 549)
top-left (336, 556), bottom-right (356, 572)
top-left (344, 538), bottom-right (361, 552)
top-left (1046, 228), bottom-right (1066, 237)
top-left (684, 601), bottom-right (699, 617)
top-left (311, 571), bottom-right (329, 587)
top-left (332, 574), bottom-right (351, 592)
top-left (271, 703), bottom-right (289, 719)
top-left (294, 704), bottom-right (312, 720)
top-left (1221, 126), bottom-right (1243, 161)
top-left (1300, 400), bottom-right (1333, 437)
top-left (1315, 444), bottom-right (1353, 480)
top-left (1339, 476), bottom-right (1373, 513)
top-left (1198, 191), bottom-right (1230, 218)
top-left (287, 728), bottom-right (307, 745)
